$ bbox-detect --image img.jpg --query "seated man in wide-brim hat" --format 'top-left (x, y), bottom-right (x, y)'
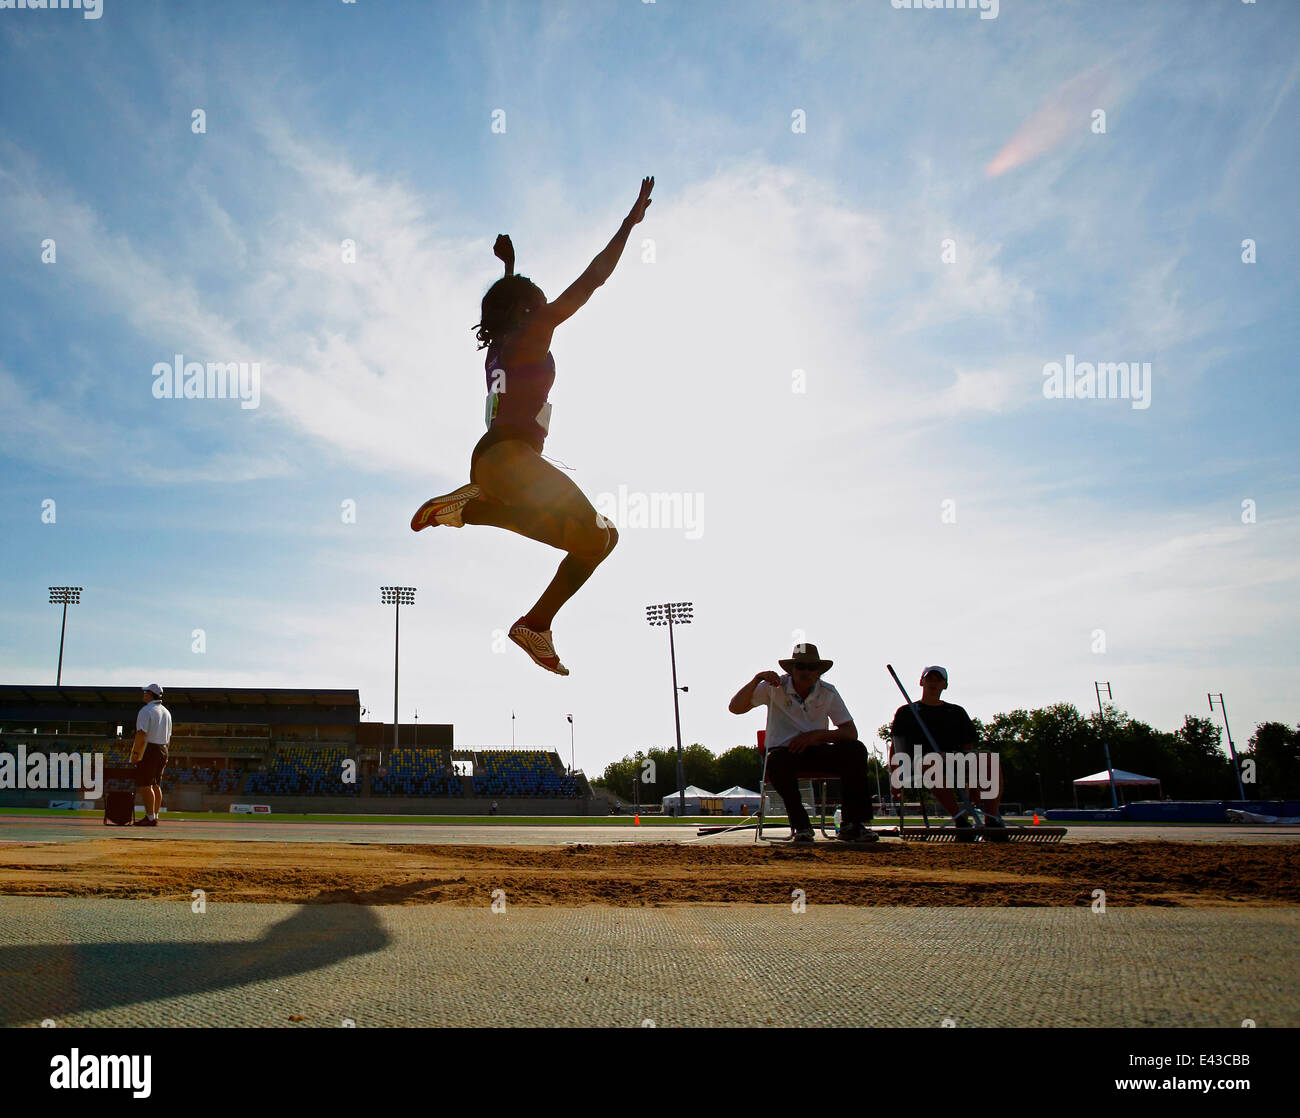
top-left (728, 643), bottom-right (875, 843)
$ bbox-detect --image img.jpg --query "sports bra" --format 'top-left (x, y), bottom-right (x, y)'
top-left (484, 340), bottom-right (555, 443)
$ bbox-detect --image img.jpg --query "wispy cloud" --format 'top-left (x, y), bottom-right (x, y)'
top-left (985, 63), bottom-right (1124, 179)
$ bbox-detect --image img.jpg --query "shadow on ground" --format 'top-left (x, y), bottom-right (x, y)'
top-left (0, 884), bottom-right (423, 1026)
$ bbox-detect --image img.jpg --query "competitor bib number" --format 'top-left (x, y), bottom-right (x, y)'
top-left (485, 393), bottom-right (551, 434)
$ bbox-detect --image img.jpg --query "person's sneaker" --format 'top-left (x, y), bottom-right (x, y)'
top-left (980, 812), bottom-right (1009, 842)
top-left (953, 814), bottom-right (977, 842)
top-left (837, 822), bottom-right (878, 844)
top-left (132, 817), bottom-right (156, 827)
top-left (789, 828), bottom-right (815, 844)
top-left (411, 484), bottom-right (481, 531)
top-left (508, 621), bottom-right (569, 676)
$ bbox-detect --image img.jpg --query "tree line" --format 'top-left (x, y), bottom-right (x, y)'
top-left (593, 704), bottom-right (1299, 807)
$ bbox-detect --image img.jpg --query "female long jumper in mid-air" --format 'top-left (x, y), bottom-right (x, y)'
top-left (411, 176), bottom-right (655, 676)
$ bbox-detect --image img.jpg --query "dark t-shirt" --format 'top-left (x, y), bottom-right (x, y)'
top-left (890, 701), bottom-right (979, 754)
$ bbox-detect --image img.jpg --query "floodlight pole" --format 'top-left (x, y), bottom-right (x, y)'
top-left (668, 615), bottom-right (685, 816)
top-left (1208, 693), bottom-right (1246, 800)
top-left (567, 714), bottom-right (574, 774)
top-left (57, 599), bottom-right (70, 684)
top-left (1094, 681), bottom-right (1118, 809)
top-left (48, 586), bottom-right (82, 686)
top-left (380, 587), bottom-right (416, 753)
top-left (646, 601), bottom-right (692, 817)
top-left (394, 603), bottom-right (399, 749)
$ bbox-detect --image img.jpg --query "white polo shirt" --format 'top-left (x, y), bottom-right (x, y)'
top-left (749, 675), bottom-right (854, 750)
top-left (136, 700), bottom-right (172, 748)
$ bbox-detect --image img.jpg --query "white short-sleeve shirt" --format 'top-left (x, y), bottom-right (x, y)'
top-left (136, 700), bottom-right (172, 746)
top-left (749, 675), bottom-right (854, 750)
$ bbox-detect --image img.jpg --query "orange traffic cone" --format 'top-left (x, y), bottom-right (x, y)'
top-left (1033, 813), bottom-right (1040, 826)
top-left (634, 813), bottom-right (640, 826)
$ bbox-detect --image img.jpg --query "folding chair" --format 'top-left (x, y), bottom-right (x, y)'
top-left (753, 730), bottom-right (838, 842)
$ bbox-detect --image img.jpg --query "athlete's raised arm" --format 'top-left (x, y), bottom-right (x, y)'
top-left (493, 233), bottom-right (515, 275)
top-left (539, 176), bottom-right (653, 331)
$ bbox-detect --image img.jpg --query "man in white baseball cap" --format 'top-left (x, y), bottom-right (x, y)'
top-left (889, 665), bottom-right (1006, 840)
top-left (129, 684), bottom-right (172, 827)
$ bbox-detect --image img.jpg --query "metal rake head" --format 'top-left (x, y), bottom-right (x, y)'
top-left (901, 827), bottom-right (959, 842)
top-left (901, 826), bottom-right (1067, 844)
top-left (1003, 827), bottom-right (1067, 844)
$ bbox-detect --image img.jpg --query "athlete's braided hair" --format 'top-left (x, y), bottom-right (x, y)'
top-left (473, 274), bottom-right (544, 351)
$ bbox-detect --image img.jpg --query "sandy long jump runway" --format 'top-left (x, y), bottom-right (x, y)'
top-left (0, 836), bottom-right (1297, 906)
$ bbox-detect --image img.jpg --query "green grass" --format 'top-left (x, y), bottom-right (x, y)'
top-left (0, 806), bottom-right (1225, 827)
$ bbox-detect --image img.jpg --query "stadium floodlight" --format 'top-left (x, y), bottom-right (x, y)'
top-left (380, 587), bottom-right (417, 752)
top-left (48, 586), bottom-right (82, 686)
top-left (1208, 693), bottom-right (1246, 800)
top-left (645, 602), bottom-right (693, 817)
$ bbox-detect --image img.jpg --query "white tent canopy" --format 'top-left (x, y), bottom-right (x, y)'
top-left (661, 785), bottom-right (718, 815)
top-left (1072, 768), bottom-right (1162, 807)
top-left (1073, 769), bottom-right (1160, 786)
top-left (716, 785), bottom-right (762, 815)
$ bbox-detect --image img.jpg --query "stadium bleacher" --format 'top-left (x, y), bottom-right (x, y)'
top-left (244, 746), bottom-right (358, 796)
top-left (161, 765), bottom-right (240, 796)
top-left (371, 749), bottom-right (462, 797)
top-left (471, 750), bottom-right (580, 798)
top-left (1, 737), bottom-right (589, 809)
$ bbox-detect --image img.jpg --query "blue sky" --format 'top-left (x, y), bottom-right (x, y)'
top-left (1, 0), bottom-right (1296, 781)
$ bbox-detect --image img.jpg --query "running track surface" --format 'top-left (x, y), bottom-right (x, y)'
top-left (3, 900), bottom-right (1296, 1027)
top-left (1, 814), bottom-right (1298, 845)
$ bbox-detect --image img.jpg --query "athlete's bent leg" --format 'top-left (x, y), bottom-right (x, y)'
top-left (523, 520), bottom-right (618, 631)
top-left (464, 498), bottom-right (617, 628)
top-left (464, 441), bottom-right (620, 629)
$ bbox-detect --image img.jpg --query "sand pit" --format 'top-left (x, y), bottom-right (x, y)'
top-left (0, 839), bottom-right (1296, 907)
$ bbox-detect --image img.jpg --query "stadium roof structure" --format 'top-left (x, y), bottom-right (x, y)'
top-left (0, 684), bottom-right (360, 726)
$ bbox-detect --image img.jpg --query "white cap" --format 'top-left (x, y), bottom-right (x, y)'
top-left (920, 666), bottom-right (948, 683)
top-left (143, 683), bottom-right (164, 696)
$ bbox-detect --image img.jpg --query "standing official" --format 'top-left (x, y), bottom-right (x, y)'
top-left (131, 683), bottom-right (172, 827)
